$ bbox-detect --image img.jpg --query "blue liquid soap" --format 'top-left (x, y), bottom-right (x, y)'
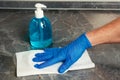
top-left (29, 3), bottom-right (52, 49)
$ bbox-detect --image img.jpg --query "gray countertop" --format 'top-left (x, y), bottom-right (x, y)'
top-left (0, 10), bottom-right (120, 80)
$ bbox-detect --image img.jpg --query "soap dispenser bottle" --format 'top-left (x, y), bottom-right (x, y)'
top-left (29, 3), bottom-right (52, 49)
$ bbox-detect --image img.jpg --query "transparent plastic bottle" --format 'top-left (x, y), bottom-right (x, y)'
top-left (29, 3), bottom-right (52, 49)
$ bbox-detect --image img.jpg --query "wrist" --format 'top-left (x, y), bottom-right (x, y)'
top-left (86, 30), bottom-right (108, 46)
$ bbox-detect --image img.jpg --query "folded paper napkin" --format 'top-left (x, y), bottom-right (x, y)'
top-left (16, 50), bottom-right (95, 77)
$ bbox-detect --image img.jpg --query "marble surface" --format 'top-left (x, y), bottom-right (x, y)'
top-left (0, 10), bottom-right (120, 80)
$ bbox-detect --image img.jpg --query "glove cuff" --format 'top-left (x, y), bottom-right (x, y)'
top-left (81, 33), bottom-right (92, 48)
top-left (76, 33), bottom-right (92, 49)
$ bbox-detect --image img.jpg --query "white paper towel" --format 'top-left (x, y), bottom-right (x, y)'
top-left (16, 50), bottom-right (95, 77)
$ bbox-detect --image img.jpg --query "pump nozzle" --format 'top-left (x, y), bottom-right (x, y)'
top-left (35, 3), bottom-right (47, 9)
top-left (35, 3), bottom-right (47, 18)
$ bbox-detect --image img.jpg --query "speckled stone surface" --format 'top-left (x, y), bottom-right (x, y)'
top-left (0, 10), bottom-right (120, 80)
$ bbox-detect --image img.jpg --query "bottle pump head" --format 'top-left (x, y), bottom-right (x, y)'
top-left (35, 3), bottom-right (47, 18)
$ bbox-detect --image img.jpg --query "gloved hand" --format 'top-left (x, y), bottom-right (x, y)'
top-left (32, 33), bottom-right (92, 73)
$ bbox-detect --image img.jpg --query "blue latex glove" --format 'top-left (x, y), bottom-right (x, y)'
top-left (32, 33), bottom-right (92, 73)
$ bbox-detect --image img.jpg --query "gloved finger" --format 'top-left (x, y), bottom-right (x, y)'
top-left (44, 48), bottom-right (60, 52)
top-left (34, 57), bottom-right (62, 69)
top-left (35, 52), bottom-right (51, 57)
top-left (58, 60), bottom-right (73, 73)
top-left (35, 48), bottom-right (60, 57)
top-left (33, 53), bottom-right (52, 62)
top-left (44, 48), bottom-right (61, 53)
